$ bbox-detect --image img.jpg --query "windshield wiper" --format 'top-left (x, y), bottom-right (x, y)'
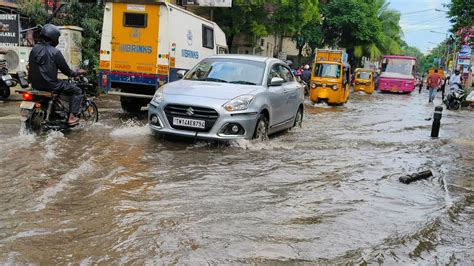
top-left (199, 77), bottom-right (228, 83)
top-left (229, 81), bottom-right (257, 85)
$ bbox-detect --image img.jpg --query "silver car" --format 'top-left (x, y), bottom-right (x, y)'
top-left (148, 55), bottom-right (304, 140)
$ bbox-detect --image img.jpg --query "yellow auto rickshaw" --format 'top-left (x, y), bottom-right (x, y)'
top-left (309, 49), bottom-right (351, 105)
top-left (353, 68), bottom-right (375, 94)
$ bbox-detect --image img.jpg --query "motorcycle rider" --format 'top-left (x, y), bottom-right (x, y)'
top-left (448, 69), bottom-right (463, 89)
top-left (28, 24), bottom-right (85, 125)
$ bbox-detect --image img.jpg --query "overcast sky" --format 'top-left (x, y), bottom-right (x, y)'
top-left (388, 0), bottom-right (452, 54)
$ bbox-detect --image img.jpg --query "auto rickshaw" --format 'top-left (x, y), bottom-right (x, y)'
top-left (309, 49), bottom-right (351, 105)
top-left (353, 68), bottom-right (375, 94)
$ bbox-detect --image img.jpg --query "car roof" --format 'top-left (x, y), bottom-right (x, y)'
top-left (207, 54), bottom-right (282, 64)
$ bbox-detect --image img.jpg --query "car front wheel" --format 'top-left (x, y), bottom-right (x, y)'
top-left (253, 114), bottom-right (269, 141)
top-left (293, 107), bottom-right (303, 128)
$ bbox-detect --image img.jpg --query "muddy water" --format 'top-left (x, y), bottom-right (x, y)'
top-left (0, 92), bottom-right (473, 264)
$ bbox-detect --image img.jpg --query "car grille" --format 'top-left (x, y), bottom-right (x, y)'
top-left (164, 104), bottom-right (219, 132)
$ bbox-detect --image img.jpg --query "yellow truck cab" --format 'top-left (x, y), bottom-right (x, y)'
top-left (98, 0), bottom-right (227, 113)
top-left (428, 68), bottom-right (446, 80)
top-left (353, 68), bottom-right (375, 94)
top-left (309, 49), bottom-right (351, 105)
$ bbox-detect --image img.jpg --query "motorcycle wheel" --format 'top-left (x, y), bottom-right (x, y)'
top-left (450, 101), bottom-right (460, 110)
top-left (25, 108), bottom-right (46, 133)
top-left (81, 101), bottom-right (99, 125)
top-left (0, 83), bottom-right (10, 99)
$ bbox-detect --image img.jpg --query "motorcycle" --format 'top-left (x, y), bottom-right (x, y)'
top-left (445, 83), bottom-right (465, 110)
top-left (0, 57), bottom-right (17, 99)
top-left (18, 74), bottom-right (99, 133)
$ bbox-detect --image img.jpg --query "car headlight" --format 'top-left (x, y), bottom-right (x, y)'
top-left (223, 95), bottom-right (254, 112)
top-left (331, 85), bottom-right (338, 91)
top-left (152, 88), bottom-right (164, 103)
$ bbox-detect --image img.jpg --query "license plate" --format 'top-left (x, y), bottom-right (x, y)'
top-left (20, 109), bottom-right (30, 121)
top-left (173, 117), bottom-right (205, 129)
top-left (2, 74), bottom-right (12, 81)
top-left (391, 88), bottom-right (397, 92)
top-left (20, 101), bottom-right (35, 110)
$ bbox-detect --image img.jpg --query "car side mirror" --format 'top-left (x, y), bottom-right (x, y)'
top-left (269, 77), bottom-right (284, 86)
top-left (177, 70), bottom-right (187, 79)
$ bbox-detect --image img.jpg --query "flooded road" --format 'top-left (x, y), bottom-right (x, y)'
top-left (0, 91), bottom-right (473, 264)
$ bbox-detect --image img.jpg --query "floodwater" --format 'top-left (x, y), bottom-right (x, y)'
top-left (0, 91), bottom-right (473, 264)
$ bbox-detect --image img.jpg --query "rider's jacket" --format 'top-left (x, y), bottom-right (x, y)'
top-left (28, 42), bottom-right (79, 91)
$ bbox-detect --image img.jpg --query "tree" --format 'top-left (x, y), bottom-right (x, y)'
top-left (375, 0), bottom-right (403, 56)
top-left (18, 0), bottom-right (104, 82)
top-left (319, 0), bottom-right (384, 66)
top-left (447, 0), bottom-right (474, 32)
top-left (197, 0), bottom-right (271, 52)
top-left (270, 0), bottom-right (320, 60)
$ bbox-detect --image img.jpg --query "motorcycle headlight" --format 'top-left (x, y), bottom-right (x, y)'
top-left (454, 92), bottom-right (460, 98)
top-left (223, 95), bottom-right (254, 112)
top-left (152, 88), bottom-right (164, 103)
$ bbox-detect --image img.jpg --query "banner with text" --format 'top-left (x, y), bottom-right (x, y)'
top-left (0, 14), bottom-right (20, 46)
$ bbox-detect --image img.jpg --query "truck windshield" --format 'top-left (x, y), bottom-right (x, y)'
top-left (314, 63), bottom-right (341, 78)
top-left (184, 59), bottom-right (266, 85)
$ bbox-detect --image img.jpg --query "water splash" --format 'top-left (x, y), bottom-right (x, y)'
top-left (41, 131), bottom-right (65, 161)
top-left (110, 120), bottom-right (150, 138)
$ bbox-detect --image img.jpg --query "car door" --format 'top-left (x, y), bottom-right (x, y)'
top-left (279, 65), bottom-right (301, 121)
top-left (266, 64), bottom-right (288, 127)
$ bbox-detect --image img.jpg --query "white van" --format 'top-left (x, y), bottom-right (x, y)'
top-left (98, 0), bottom-right (227, 112)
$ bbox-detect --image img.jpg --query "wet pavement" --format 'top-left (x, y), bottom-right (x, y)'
top-left (0, 91), bottom-right (473, 264)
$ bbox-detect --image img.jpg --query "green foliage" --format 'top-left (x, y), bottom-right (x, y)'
top-left (18, 0), bottom-right (104, 83)
top-left (321, 0), bottom-right (383, 49)
top-left (270, 0), bottom-right (319, 36)
top-left (447, 0), bottom-right (474, 32)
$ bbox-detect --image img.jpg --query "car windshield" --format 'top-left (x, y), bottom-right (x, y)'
top-left (184, 58), bottom-right (266, 85)
top-left (314, 63), bottom-right (341, 78)
top-left (357, 72), bottom-right (371, 79)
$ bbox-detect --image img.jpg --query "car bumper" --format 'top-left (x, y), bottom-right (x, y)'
top-left (148, 102), bottom-right (259, 140)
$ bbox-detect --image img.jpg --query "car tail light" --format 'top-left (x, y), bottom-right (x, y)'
top-left (22, 92), bottom-right (33, 101)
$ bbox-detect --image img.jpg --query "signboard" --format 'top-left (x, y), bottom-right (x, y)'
top-left (0, 14), bottom-right (20, 46)
top-left (458, 44), bottom-right (471, 59)
top-left (183, 0), bottom-right (232, 7)
top-left (457, 58), bottom-right (470, 65)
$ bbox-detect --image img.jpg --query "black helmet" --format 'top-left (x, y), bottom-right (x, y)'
top-left (454, 69), bottom-right (460, 75)
top-left (40, 24), bottom-right (61, 47)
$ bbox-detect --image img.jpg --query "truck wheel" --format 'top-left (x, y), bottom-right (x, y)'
top-left (120, 97), bottom-right (142, 113)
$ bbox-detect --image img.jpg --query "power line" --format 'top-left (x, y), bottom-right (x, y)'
top-left (400, 9), bottom-right (435, 16)
top-left (404, 16), bottom-right (448, 27)
top-left (404, 25), bottom-right (451, 33)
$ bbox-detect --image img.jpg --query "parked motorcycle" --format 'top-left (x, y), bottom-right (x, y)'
top-left (445, 83), bottom-right (465, 110)
top-left (0, 57), bottom-right (17, 99)
top-left (18, 74), bottom-right (99, 133)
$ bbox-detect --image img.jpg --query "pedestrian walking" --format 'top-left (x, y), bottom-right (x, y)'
top-left (427, 69), bottom-right (441, 103)
top-left (440, 76), bottom-right (448, 101)
top-left (419, 74), bottom-right (425, 93)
